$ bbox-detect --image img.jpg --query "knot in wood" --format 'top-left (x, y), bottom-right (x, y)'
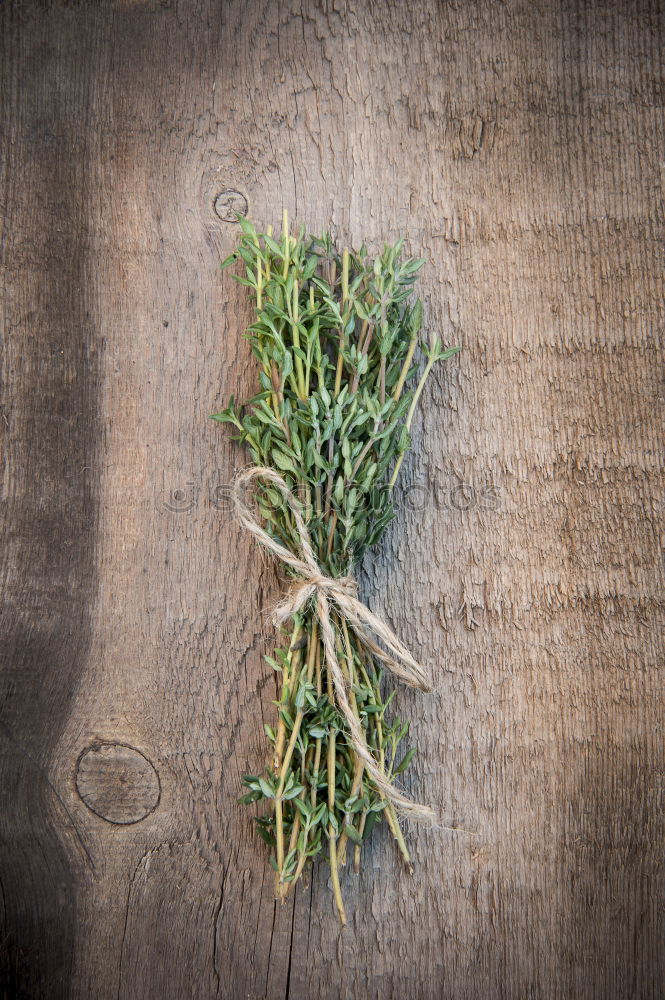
top-left (213, 189), bottom-right (248, 222)
top-left (75, 743), bottom-right (160, 825)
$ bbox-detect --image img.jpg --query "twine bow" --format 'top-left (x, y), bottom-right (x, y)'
top-left (234, 466), bottom-right (436, 823)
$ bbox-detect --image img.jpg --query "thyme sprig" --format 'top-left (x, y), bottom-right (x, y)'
top-left (213, 211), bottom-right (459, 923)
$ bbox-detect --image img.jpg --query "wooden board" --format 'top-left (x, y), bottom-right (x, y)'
top-left (1, 1), bottom-right (663, 997)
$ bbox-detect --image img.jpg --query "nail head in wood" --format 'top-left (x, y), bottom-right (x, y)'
top-left (75, 743), bottom-right (161, 825)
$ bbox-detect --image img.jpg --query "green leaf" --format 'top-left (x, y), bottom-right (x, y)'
top-left (236, 215), bottom-right (257, 238)
top-left (302, 255), bottom-right (319, 281)
top-left (436, 345), bottom-right (461, 361)
top-left (393, 746), bottom-right (417, 775)
top-left (369, 798), bottom-right (390, 813)
top-left (279, 708), bottom-right (294, 729)
top-left (283, 848), bottom-right (297, 872)
top-left (312, 803), bottom-right (327, 825)
top-left (263, 234), bottom-right (283, 256)
top-left (293, 797), bottom-right (312, 821)
top-left (363, 811), bottom-right (380, 839)
top-left (271, 449), bottom-right (298, 475)
top-left (343, 823), bottom-right (363, 846)
top-left (283, 784), bottom-right (305, 800)
top-left (238, 791), bottom-right (261, 804)
top-left (255, 824), bottom-right (276, 847)
top-left (258, 777), bottom-right (274, 799)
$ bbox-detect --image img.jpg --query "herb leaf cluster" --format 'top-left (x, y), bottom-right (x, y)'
top-left (213, 212), bottom-right (458, 923)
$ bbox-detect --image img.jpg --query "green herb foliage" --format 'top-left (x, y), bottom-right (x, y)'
top-left (213, 211), bottom-right (459, 923)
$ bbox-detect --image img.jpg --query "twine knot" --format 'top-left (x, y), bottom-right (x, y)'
top-left (273, 573), bottom-right (358, 627)
top-left (233, 465), bottom-right (436, 823)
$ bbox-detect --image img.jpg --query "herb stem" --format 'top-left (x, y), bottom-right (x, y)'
top-left (388, 354), bottom-right (436, 489)
top-left (392, 332), bottom-right (419, 402)
top-left (256, 250), bottom-right (263, 311)
top-left (333, 248), bottom-right (349, 396)
top-left (385, 804), bottom-right (413, 871)
top-left (273, 626), bottom-right (302, 887)
top-left (282, 209), bottom-right (290, 278)
top-left (336, 620), bottom-right (364, 868)
top-left (350, 319), bottom-right (371, 394)
top-left (291, 278), bottom-right (307, 400)
top-left (273, 623), bottom-right (302, 775)
top-left (353, 809), bottom-right (367, 873)
top-left (327, 728), bottom-right (346, 925)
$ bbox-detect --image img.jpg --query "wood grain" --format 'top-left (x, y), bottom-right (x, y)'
top-left (1, 1), bottom-right (663, 998)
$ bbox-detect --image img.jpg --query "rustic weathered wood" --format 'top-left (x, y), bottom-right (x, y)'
top-left (1, 1), bottom-right (663, 998)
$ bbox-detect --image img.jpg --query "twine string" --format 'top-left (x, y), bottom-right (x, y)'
top-left (233, 466), bottom-right (436, 823)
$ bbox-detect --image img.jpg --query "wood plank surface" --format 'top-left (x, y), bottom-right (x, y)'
top-left (1, 1), bottom-right (663, 998)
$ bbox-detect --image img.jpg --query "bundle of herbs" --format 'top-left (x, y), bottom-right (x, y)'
top-left (212, 211), bottom-right (459, 923)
